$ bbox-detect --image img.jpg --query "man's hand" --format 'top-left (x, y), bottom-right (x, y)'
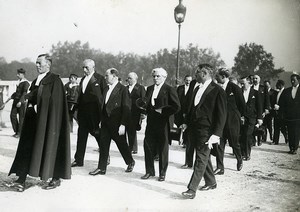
top-left (205, 135), bottom-right (220, 149)
top-left (140, 114), bottom-right (146, 120)
top-left (180, 124), bottom-right (188, 132)
top-left (257, 119), bottom-right (263, 126)
top-left (274, 104), bottom-right (279, 110)
top-left (16, 102), bottom-right (21, 108)
top-left (118, 125), bottom-right (126, 135)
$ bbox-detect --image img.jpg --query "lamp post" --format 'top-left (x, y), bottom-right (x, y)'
top-left (174, 0), bottom-right (186, 87)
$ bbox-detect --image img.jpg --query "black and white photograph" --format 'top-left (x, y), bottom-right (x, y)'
top-left (0, 0), bottom-right (299, 211)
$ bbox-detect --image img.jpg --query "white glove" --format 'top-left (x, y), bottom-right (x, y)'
top-left (16, 102), bottom-right (21, 108)
top-left (274, 104), bottom-right (279, 110)
top-left (205, 135), bottom-right (220, 149)
top-left (118, 125), bottom-right (126, 135)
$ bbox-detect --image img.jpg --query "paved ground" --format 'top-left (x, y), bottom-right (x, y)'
top-left (0, 106), bottom-right (299, 212)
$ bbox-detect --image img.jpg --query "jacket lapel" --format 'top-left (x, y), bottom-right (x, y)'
top-left (247, 88), bottom-right (255, 105)
top-left (156, 83), bottom-right (167, 99)
top-left (197, 82), bottom-right (214, 108)
top-left (106, 83), bottom-right (121, 105)
top-left (85, 74), bottom-right (96, 93)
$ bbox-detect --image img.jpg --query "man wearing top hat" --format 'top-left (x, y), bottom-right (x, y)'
top-left (4, 68), bottom-right (30, 138)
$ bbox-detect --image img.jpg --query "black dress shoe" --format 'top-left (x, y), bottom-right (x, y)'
top-left (43, 179), bottom-right (61, 190)
top-left (71, 161), bottom-right (83, 167)
top-left (125, 161), bottom-right (135, 172)
top-left (292, 150), bottom-right (297, 155)
top-left (12, 134), bottom-right (20, 138)
top-left (237, 160), bottom-right (243, 171)
top-left (213, 168), bottom-right (224, 175)
top-left (5, 181), bottom-right (25, 192)
top-left (199, 183), bottom-right (217, 191)
top-left (181, 164), bottom-right (192, 169)
top-left (182, 189), bottom-right (196, 199)
top-left (158, 175), bottom-right (165, 181)
top-left (89, 168), bottom-right (106, 176)
top-left (243, 156), bottom-right (251, 161)
top-left (141, 173), bottom-right (154, 179)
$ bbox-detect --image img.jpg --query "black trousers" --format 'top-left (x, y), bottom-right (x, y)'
top-left (184, 129), bottom-right (194, 167)
top-left (10, 102), bottom-right (26, 135)
top-left (144, 116), bottom-right (169, 177)
top-left (187, 122), bottom-right (216, 192)
top-left (263, 114), bottom-right (273, 141)
top-left (287, 120), bottom-right (300, 151)
top-left (127, 124), bottom-right (138, 152)
top-left (240, 120), bottom-right (255, 158)
top-left (98, 122), bottom-right (133, 170)
top-left (273, 116), bottom-right (288, 144)
top-left (215, 122), bottom-right (242, 170)
top-left (74, 123), bottom-right (101, 165)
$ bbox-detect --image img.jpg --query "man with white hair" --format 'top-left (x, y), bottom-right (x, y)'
top-left (71, 59), bottom-right (106, 168)
top-left (126, 72), bottom-right (146, 154)
top-left (141, 68), bottom-right (180, 181)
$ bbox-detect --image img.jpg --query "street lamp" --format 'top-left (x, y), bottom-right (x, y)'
top-left (174, 0), bottom-right (186, 87)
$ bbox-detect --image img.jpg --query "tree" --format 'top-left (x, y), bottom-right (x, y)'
top-left (232, 42), bottom-right (284, 80)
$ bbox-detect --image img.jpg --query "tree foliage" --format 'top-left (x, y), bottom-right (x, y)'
top-left (0, 41), bottom-right (225, 86)
top-left (232, 43), bottom-right (284, 80)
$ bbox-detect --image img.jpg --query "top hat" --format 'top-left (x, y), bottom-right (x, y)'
top-left (136, 97), bottom-right (147, 111)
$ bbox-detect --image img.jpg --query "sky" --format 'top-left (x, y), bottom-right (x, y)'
top-left (0, 0), bottom-right (299, 72)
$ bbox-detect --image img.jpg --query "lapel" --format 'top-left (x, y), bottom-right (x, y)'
top-left (196, 81), bottom-right (214, 108)
top-left (147, 85), bottom-right (155, 105)
top-left (225, 82), bottom-right (232, 96)
top-left (85, 74), bottom-right (97, 93)
top-left (247, 88), bottom-right (255, 105)
top-left (294, 86), bottom-right (300, 99)
top-left (106, 82), bottom-right (121, 105)
top-left (131, 84), bottom-right (139, 96)
top-left (156, 83), bottom-right (167, 100)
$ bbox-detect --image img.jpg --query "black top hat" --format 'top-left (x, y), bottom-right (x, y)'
top-left (17, 68), bottom-right (26, 74)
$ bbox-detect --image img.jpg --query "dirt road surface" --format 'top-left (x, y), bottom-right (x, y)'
top-left (0, 106), bottom-right (299, 212)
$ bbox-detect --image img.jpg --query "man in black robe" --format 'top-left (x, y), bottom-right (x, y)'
top-left (6, 54), bottom-right (71, 192)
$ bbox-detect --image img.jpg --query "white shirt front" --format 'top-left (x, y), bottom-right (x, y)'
top-left (243, 87), bottom-right (251, 103)
top-left (253, 84), bottom-right (259, 91)
top-left (82, 71), bottom-right (94, 93)
top-left (128, 83), bottom-right (136, 94)
top-left (184, 84), bottom-right (190, 95)
top-left (292, 84), bottom-right (299, 99)
top-left (194, 79), bottom-right (212, 106)
top-left (105, 80), bottom-right (118, 104)
top-left (220, 78), bottom-right (229, 91)
top-left (276, 88), bottom-right (284, 104)
top-left (35, 71), bottom-right (49, 86)
top-left (151, 83), bottom-right (164, 106)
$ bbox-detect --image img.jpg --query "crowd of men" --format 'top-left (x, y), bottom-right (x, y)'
top-left (3, 54), bottom-right (299, 199)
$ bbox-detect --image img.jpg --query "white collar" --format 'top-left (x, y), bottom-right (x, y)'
top-left (35, 71), bottom-right (49, 85)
